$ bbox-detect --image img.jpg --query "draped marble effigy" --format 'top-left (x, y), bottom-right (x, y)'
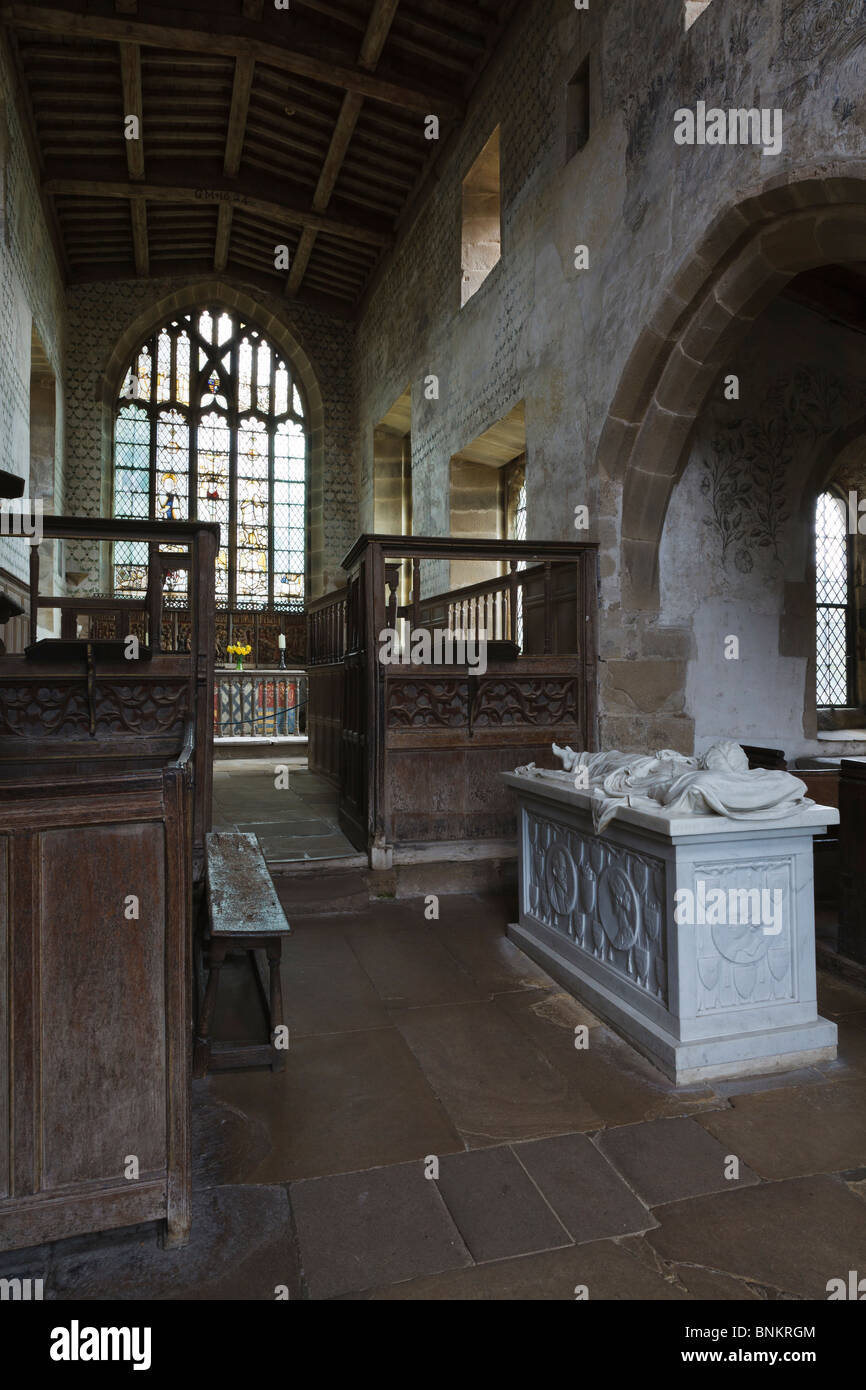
top-left (503, 742), bottom-right (838, 1084)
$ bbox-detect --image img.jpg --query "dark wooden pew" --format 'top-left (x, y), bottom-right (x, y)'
top-left (0, 516), bottom-right (218, 1252)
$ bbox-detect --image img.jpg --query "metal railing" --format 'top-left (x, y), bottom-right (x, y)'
top-left (214, 669), bottom-right (307, 738)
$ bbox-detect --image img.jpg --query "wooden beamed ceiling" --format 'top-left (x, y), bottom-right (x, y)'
top-left (1, 0), bottom-right (517, 318)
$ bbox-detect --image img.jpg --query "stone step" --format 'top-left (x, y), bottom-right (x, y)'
top-left (272, 866), bottom-right (371, 916)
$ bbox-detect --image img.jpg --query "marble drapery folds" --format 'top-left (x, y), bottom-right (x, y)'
top-left (514, 740), bottom-right (813, 832)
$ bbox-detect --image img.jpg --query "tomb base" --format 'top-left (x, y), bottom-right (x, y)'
top-left (503, 772), bottom-right (838, 1085)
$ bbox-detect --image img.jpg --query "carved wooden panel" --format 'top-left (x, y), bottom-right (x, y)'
top-left (0, 770), bottom-right (190, 1252)
top-left (387, 679), bottom-right (469, 727)
top-left (472, 677), bottom-right (578, 726)
top-left (386, 675), bottom-right (581, 730)
top-left (0, 838), bottom-right (7, 1201)
top-left (0, 681), bottom-right (188, 739)
top-left (40, 823), bottom-right (167, 1188)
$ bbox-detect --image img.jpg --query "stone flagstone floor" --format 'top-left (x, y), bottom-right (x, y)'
top-left (5, 879), bottom-right (866, 1301)
top-left (211, 759), bottom-right (359, 864)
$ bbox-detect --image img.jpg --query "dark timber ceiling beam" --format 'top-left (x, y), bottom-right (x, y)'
top-left (287, 0), bottom-right (399, 297)
top-left (66, 259), bottom-right (355, 320)
top-left (224, 54), bottom-right (254, 179)
top-left (119, 42), bottom-right (144, 179)
top-left (119, 41), bottom-right (148, 275)
top-left (44, 176), bottom-right (394, 247)
top-left (130, 195), bottom-right (148, 275)
top-left (214, 202), bottom-right (232, 272)
top-left (216, 52), bottom-right (255, 271)
top-left (0, 4), bottom-right (463, 117)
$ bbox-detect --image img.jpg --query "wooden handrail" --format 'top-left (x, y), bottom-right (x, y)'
top-left (341, 533), bottom-right (598, 568)
top-left (35, 596), bottom-right (148, 612)
top-left (307, 585), bottom-right (348, 614)
top-left (397, 560), bottom-right (548, 616)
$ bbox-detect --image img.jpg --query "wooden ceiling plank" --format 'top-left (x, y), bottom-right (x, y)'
top-left (224, 53), bottom-right (254, 177)
top-left (392, 5), bottom-right (487, 52)
top-left (0, 6), bottom-right (462, 117)
top-left (380, 31), bottom-right (473, 75)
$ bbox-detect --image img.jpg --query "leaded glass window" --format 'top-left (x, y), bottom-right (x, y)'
top-left (113, 308), bottom-right (306, 610)
top-left (816, 490), bottom-right (851, 708)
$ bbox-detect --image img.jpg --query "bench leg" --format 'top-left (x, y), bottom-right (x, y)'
top-left (267, 940), bottom-right (285, 1072)
top-left (194, 938), bottom-right (227, 1078)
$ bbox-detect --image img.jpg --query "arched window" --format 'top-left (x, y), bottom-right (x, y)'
top-left (112, 307), bottom-right (306, 611)
top-left (815, 490), bottom-right (851, 707)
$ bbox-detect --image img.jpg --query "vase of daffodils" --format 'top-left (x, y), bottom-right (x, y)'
top-left (227, 642), bottom-right (252, 671)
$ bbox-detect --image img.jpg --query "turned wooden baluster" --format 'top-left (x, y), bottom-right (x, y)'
top-left (385, 564), bottom-right (399, 632)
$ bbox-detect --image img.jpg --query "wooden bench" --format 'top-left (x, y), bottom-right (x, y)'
top-left (194, 831), bottom-right (292, 1077)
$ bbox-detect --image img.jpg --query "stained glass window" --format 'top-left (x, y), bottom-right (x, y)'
top-left (113, 307), bottom-right (306, 609)
top-left (816, 491), bottom-right (851, 708)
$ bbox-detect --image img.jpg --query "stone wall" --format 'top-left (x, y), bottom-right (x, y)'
top-left (0, 41), bottom-right (65, 590)
top-left (353, 0), bottom-right (866, 753)
top-left (65, 275), bottom-right (356, 597)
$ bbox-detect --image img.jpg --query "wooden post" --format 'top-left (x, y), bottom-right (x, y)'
top-left (29, 545), bottom-right (40, 646)
top-left (412, 557), bottom-right (420, 630)
top-left (543, 561), bottom-right (553, 654)
top-left (146, 542), bottom-right (162, 652)
top-left (508, 560), bottom-right (519, 644)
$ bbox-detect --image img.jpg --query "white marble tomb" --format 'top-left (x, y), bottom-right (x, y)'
top-left (503, 743), bottom-right (838, 1084)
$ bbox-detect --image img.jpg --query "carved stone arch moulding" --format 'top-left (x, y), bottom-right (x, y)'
top-left (597, 167), bottom-right (866, 613)
top-left (96, 278), bottom-right (327, 598)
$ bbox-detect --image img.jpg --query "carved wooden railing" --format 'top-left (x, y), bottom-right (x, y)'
top-left (306, 585), bottom-right (348, 782)
top-left (308, 535), bottom-right (599, 862)
top-left (307, 585), bottom-right (347, 665)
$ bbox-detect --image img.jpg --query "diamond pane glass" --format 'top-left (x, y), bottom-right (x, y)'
top-left (816, 491), bottom-right (849, 707)
top-left (113, 308), bottom-right (306, 612)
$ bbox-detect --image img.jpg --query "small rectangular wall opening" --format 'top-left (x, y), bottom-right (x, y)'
top-left (448, 401), bottom-right (525, 592)
top-left (684, 0), bottom-right (713, 30)
top-left (565, 57), bottom-right (590, 162)
top-left (373, 386), bottom-right (412, 604)
top-left (373, 385), bottom-right (411, 537)
top-left (460, 127), bottom-right (501, 308)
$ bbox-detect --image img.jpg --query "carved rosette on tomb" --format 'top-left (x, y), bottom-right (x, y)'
top-left (527, 812), bottom-right (668, 1004)
top-left (692, 857), bottom-right (795, 1013)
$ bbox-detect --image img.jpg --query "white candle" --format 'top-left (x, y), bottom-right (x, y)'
top-left (278, 633), bottom-right (286, 649)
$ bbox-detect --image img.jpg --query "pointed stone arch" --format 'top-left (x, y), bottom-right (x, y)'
top-left (96, 279), bottom-right (328, 597)
top-left (598, 172), bottom-right (866, 612)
